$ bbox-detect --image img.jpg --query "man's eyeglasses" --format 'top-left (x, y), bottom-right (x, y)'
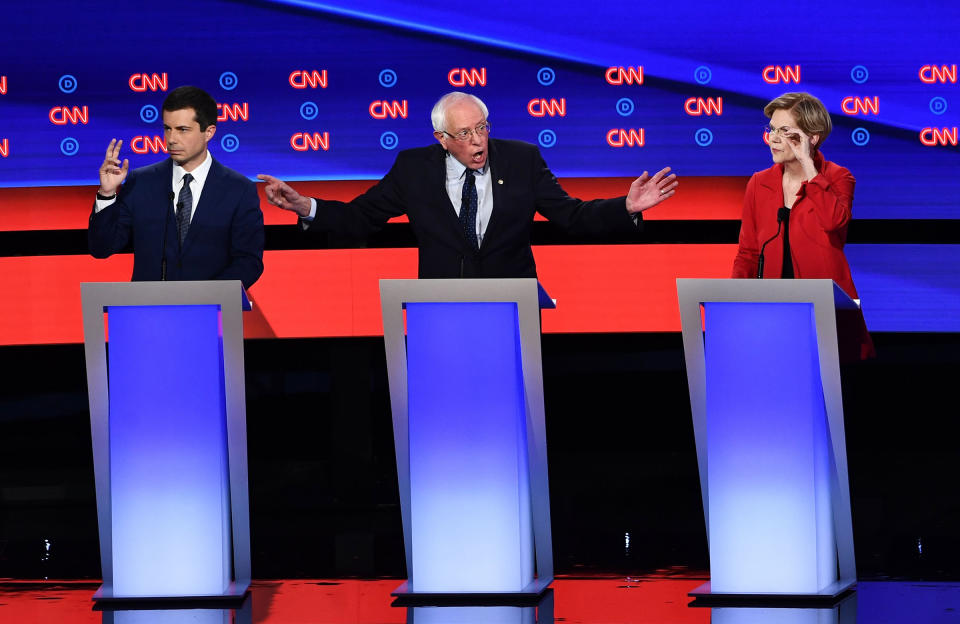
top-left (443, 122), bottom-right (491, 142)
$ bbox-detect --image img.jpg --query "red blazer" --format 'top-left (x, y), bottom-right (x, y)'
top-left (732, 153), bottom-right (874, 359)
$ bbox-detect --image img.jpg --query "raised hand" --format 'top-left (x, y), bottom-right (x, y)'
top-left (98, 139), bottom-right (129, 196)
top-left (625, 166), bottom-right (678, 214)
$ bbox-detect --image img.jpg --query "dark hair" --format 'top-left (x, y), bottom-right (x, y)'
top-left (162, 86), bottom-right (218, 130)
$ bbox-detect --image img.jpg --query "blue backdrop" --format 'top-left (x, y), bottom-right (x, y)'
top-left (1, 0), bottom-right (957, 218)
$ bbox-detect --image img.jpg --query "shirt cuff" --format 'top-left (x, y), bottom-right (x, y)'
top-left (94, 197), bottom-right (116, 213)
top-left (299, 198), bottom-right (318, 230)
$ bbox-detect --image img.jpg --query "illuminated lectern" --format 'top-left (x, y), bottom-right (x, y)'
top-left (380, 279), bottom-right (554, 601)
top-left (677, 279), bottom-right (857, 602)
top-left (81, 280), bottom-right (251, 603)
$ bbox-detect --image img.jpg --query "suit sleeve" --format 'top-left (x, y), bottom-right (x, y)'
top-left (305, 159), bottom-right (407, 239)
top-left (213, 180), bottom-right (265, 289)
top-left (732, 174), bottom-right (760, 278)
top-left (801, 164), bottom-right (855, 234)
top-left (88, 171), bottom-right (137, 258)
top-left (528, 147), bottom-right (640, 237)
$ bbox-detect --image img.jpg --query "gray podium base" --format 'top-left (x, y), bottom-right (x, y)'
top-left (391, 577), bottom-right (553, 606)
top-left (688, 579), bottom-right (856, 606)
top-left (92, 580), bottom-right (250, 606)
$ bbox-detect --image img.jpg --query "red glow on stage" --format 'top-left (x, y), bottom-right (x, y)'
top-left (0, 245), bottom-right (736, 345)
top-left (0, 577), bottom-right (709, 623)
top-left (0, 177), bottom-right (746, 232)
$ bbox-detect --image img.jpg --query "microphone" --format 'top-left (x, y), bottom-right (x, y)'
top-left (756, 207), bottom-right (790, 279)
top-left (161, 191), bottom-right (174, 280)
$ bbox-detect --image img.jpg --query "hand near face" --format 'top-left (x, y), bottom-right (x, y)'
top-left (625, 166), bottom-right (679, 214)
top-left (98, 139), bottom-right (129, 196)
top-left (780, 127), bottom-right (814, 165)
top-left (257, 174), bottom-right (313, 217)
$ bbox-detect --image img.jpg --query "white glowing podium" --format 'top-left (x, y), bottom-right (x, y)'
top-left (677, 279), bottom-right (857, 602)
top-left (80, 281), bottom-right (252, 603)
top-left (380, 279), bottom-right (555, 601)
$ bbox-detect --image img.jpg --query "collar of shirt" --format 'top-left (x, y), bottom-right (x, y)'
top-left (171, 151), bottom-right (212, 220)
top-left (445, 152), bottom-right (488, 181)
top-left (172, 150), bottom-right (213, 195)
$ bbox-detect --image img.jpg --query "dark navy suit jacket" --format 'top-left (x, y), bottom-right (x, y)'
top-left (89, 157), bottom-right (264, 289)
top-left (306, 139), bottom-right (641, 278)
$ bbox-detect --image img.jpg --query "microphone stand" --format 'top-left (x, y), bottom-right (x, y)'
top-left (756, 207), bottom-right (789, 279)
top-left (161, 191), bottom-right (174, 280)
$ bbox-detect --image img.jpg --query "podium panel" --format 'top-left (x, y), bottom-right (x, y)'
top-left (107, 305), bottom-right (231, 596)
top-left (704, 302), bottom-right (835, 593)
top-left (81, 281), bottom-right (252, 602)
top-left (407, 302), bottom-right (533, 591)
top-left (381, 279), bottom-right (554, 600)
top-left (677, 279), bottom-right (857, 602)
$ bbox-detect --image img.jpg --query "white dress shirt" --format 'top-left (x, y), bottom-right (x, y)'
top-left (95, 150), bottom-right (213, 223)
top-left (304, 152), bottom-right (495, 245)
top-left (444, 154), bottom-right (493, 246)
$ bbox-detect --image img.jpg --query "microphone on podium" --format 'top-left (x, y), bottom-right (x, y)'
top-left (756, 207), bottom-right (790, 279)
top-left (161, 191), bottom-right (174, 280)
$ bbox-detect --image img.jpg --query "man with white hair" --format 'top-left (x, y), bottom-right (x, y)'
top-left (258, 91), bottom-right (677, 278)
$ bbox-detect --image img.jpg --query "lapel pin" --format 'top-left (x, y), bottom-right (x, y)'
top-left (497, 179), bottom-right (503, 185)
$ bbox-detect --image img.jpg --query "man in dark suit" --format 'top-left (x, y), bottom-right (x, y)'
top-left (90, 86), bottom-right (264, 289)
top-left (257, 91), bottom-right (676, 278)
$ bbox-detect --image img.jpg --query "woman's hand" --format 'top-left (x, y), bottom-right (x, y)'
top-left (780, 128), bottom-right (818, 179)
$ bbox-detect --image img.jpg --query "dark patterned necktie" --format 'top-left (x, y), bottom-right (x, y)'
top-left (176, 173), bottom-right (194, 245)
top-left (460, 168), bottom-right (479, 250)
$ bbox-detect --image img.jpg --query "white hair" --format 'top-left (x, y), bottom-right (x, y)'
top-left (430, 92), bottom-right (489, 132)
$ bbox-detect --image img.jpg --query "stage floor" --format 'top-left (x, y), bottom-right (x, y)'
top-left (1, 575), bottom-right (958, 623)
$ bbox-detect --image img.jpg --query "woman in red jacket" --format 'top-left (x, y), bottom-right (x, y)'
top-left (732, 92), bottom-right (874, 359)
